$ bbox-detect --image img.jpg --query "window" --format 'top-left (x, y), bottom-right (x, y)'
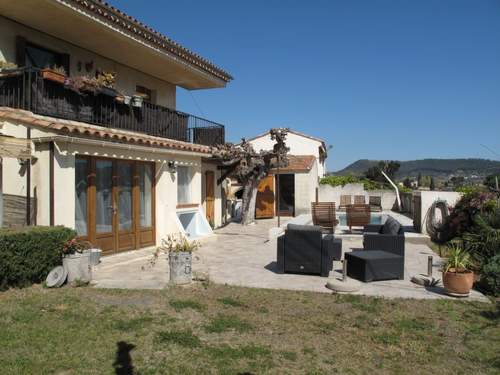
top-left (138, 163), bottom-right (153, 227)
top-left (25, 43), bottom-right (67, 72)
top-left (75, 158), bottom-right (88, 236)
top-left (135, 85), bottom-right (155, 103)
top-left (177, 166), bottom-right (192, 204)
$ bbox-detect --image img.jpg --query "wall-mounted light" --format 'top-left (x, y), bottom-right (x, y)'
top-left (168, 161), bottom-right (177, 173)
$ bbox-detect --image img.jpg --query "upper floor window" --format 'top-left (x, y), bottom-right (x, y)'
top-left (177, 166), bottom-right (192, 204)
top-left (25, 43), bottom-right (68, 73)
top-left (136, 85), bottom-right (156, 104)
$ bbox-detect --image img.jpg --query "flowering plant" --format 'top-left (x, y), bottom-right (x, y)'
top-left (62, 238), bottom-right (91, 255)
top-left (143, 233), bottom-right (200, 270)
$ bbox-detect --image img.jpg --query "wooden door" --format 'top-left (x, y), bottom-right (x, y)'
top-left (255, 175), bottom-right (275, 219)
top-left (205, 171), bottom-right (215, 225)
top-left (78, 157), bottom-right (155, 255)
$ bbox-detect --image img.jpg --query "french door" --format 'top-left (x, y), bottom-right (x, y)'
top-left (75, 156), bottom-right (155, 254)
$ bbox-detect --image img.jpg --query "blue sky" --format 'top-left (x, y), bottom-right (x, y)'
top-left (110, 0), bottom-right (500, 171)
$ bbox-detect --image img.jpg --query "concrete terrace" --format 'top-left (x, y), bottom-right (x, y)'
top-left (92, 216), bottom-right (488, 302)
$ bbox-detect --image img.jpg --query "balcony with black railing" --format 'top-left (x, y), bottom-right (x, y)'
top-left (0, 68), bottom-right (224, 146)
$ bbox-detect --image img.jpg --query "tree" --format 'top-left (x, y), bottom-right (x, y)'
top-left (417, 172), bottom-right (423, 187)
top-left (430, 177), bottom-right (435, 191)
top-left (365, 160), bottom-right (400, 182)
top-left (484, 174), bottom-right (500, 190)
top-left (213, 128), bottom-right (289, 225)
top-left (403, 177), bottom-right (412, 189)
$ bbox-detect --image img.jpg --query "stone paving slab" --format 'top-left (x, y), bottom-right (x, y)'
top-left (194, 219), bottom-right (488, 302)
top-left (92, 218), bottom-right (489, 302)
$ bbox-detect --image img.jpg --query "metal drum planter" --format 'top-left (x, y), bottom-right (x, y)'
top-left (63, 251), bottom-right (92, 283)
top-left (169, 252), bottom-right (192, 285)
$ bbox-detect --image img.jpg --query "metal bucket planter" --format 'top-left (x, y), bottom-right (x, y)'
top-left (63, 251), bottom-right (92, 283)
top-left (169, 251), bottom-right (192, 285)
top-left (89, 248), bottom-right (102, 266)
top-left (132, 95), bottom-right (143, 108)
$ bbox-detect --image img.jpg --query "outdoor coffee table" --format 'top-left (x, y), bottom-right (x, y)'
top-left (345, 250), bottom-right (404, 282)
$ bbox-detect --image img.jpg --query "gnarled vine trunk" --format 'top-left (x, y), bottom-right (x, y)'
top-left (212, 128), bottom-right (289, 225)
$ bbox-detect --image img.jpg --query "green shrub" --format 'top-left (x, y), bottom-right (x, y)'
top-left (478, 255), bottom-right (500, 296)
top-left (320, 174), bottom-right (359, 187)
top-left (320, 174), bottom-right (385, 191)
top-left (0, 226), bottom-right (76, 290)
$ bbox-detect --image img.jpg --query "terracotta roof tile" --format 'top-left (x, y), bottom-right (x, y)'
top-left (0, 107), bottom-right (212, 155)
top-left (270, 155), bottom-right (316, 173)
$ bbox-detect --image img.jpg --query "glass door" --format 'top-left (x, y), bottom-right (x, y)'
top-left (75, 157), bottom-right (155, 254)
top-left (137, 163), bottom-right (155, 248)
top-left (94, 159), bottom-right (114, 252)
top-left (116, 161), bottom-right (135, 251)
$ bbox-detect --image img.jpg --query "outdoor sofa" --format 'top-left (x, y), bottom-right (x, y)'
top-left (277, 224), bottom-right (342, 277)
top-left (363, 215), bottom-right (405, 255)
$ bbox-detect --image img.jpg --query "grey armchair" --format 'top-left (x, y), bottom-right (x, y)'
top-left (277, 224), bottom-right (342, 277)
top-left (363, 216), bottom-right (405, 257)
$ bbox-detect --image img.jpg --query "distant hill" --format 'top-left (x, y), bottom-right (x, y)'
top-left (333, 158), bottom-right (500, 179)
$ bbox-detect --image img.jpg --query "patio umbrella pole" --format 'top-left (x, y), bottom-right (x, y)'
top-left (277, 153), bottom-right (280, 227)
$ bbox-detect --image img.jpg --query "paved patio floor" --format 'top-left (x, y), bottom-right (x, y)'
top-left (92, 218), bottom-right (488, 302)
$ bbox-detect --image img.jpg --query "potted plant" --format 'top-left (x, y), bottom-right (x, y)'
top-left (96, 70), bottom-right (118, 97)
top-left (149, 233), bottom-right (200, 285)
top-left (62, 238), bottom-right (93, 284)
top-left (131, 94), bottom-right (144, 108)
top-left (65, 75), bottom-right (100, 95)
top-left (41, 65), bottom-right (67, 84)
top-left (442, 243), bottom-right (474, 296)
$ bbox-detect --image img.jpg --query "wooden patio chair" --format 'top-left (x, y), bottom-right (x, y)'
top-left (338, 195), bottom-right (352, 211)
top-left (369, 196), bottom-right (382, 212)
top-left (346, 204), bottom-right (371, 232)
top-left (354, 195), bottom-right (366, 205)
top-left (311, 202), bottom-right (339, 234)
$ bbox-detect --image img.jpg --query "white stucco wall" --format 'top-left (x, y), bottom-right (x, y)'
top-left (248, 131), bottom-right (326, 177)
top-left (293, 161), bottom-right (319, 216)
top-left (318, 183), bottom-right (397, 211)
top-left (0, 16), bottom-right (176, 108)
top-left (417, 191), bottom-right (462, 235)
top-left (0, 118), bottom-right (221, 246)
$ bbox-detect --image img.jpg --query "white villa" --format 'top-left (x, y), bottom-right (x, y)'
top-left (246, 129), bottom-right (328, 218)
top-left (0, 0), bottom-right (232, 254)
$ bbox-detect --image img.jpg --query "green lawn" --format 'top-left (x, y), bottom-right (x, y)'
top-left (0, 284), bottom-right (498, 374)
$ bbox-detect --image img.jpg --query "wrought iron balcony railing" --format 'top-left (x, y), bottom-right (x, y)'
top-left (0, 68), bottom-right (224, 146)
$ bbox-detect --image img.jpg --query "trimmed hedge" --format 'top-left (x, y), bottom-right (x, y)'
top-left (0, 226), bottom-right (76, 290)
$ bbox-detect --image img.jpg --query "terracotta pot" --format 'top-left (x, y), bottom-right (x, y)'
top-left (443, 269), bottom-right (474, 295)
top-left (41, 69), bottom-right (66, 84)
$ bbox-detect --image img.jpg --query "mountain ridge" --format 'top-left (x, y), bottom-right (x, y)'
top-left (333, 158), bottom-right (500, 179)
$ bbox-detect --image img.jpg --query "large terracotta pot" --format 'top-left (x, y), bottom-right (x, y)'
top-left (443, 269), bottom-right (474, 295)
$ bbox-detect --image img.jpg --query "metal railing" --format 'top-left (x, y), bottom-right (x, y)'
top-left (0, 67), bottom-right (224, 146)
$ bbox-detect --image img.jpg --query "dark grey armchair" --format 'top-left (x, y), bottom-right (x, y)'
top-left (277, 224), bottom-right (342, 277)
top-left (363, 216), bottom-right (405, 257)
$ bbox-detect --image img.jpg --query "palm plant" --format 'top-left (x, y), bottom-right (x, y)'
top-left (462, 207), bottom-right (500, 270)
top-left (443, 243), bottom-right (472, 273)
